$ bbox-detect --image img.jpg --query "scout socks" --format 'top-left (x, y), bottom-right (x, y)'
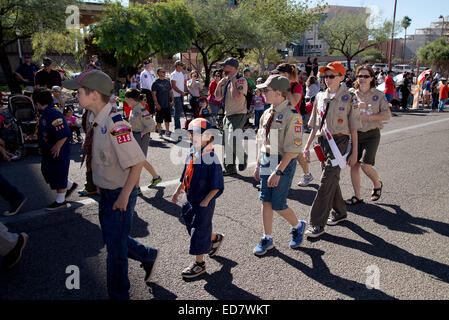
top-left (66, 179), bottom-right (74, 191)
top-left (56, 193), bottom-right (66, 204)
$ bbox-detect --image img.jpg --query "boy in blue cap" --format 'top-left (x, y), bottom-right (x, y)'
top-left (172, 118), bottom-right (225, 278)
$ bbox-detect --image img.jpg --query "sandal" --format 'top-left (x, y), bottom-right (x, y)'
top-left (345, 196), bottom-right (364, 205)
top-left (371, 181), bottom-right (383, 201)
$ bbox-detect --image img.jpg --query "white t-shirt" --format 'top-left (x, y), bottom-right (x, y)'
top-left (170, 71), bottom-right (185, 98)
top-left (140, 69), bottom-right (156, 90)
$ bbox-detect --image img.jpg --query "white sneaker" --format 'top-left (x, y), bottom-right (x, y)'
top-left (298, 173), bottom-right (314, 187)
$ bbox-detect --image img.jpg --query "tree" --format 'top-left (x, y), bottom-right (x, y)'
top-left (91, 1), bottom-right (196, 85)
top-left (319, 11), bottom-right (395, 70)
top-left (401, 16), bottom-right (412, 62)
top-left (417, 38), bottom-right (449, 77)
top-left (360, 48), bottom-right (385, 63)
top-left (0, 0), bottom-right (76, 92)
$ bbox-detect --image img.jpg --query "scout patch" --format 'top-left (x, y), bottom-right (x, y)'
top-left (373, 95), bottom-right (379, 101)
top-left (101, 126), bottom-right (107, 134)
top-left (276, 114), bottom-right (283, 123)
top-left (100, 151), bottom-right (106, 162)
top-left (52, 118), bottom-right (65, 131)
top-left (338, 118), bottom-right (344, 124)
top-left (110, 124), bottom-right (132, 144)
top-left (295, 126), bottom-right (302, 133)
top-left (341, 95), bottom-right (349, 102)
top-left (112, 114), bottom-right (123, 123)
top-left (294, 117), bottom-right (302, 125)
top-left (339, 107), bottom-right (345, 111)
top-left (294, 138), bottom-right (302, 146)
top-left (142, 111), bottom-right (151, 118)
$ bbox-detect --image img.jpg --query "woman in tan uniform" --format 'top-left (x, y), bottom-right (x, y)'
top-left (345, 66), bottom-right (391, 205)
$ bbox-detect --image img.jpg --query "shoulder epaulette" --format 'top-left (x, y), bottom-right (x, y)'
top-left (111, 114), bottom-right (123, 123)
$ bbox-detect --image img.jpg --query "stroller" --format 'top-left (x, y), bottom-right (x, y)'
top-left (183, 101), bottom-right (196, 130)
top-left (8, 95), bottom-right (39, 156)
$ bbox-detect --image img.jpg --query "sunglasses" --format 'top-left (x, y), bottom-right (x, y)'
top-left (357, 75), bottom-right (371, 79)
top-left (261, 88), bottom-right (273, 93)
top-left (323, 75), bottom-right (338, 79)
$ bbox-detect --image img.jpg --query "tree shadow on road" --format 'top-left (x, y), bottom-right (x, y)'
top-left (347, 202), bottom-right (449, 237)
top-left (320, 220), bottom-right (449, 284)
top-left (139, 186), bottom-right (185, 226)
top-left (265, 247), bottom-right (396, 300)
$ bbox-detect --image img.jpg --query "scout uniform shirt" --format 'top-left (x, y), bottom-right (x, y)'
top-left (89, 103), bottom-right (146, 190)
top-left (257, 100), bottom-right (303, 156)
top-left (129, 103), bottom-right (152, 133)
top-left (218, 73), bottom-right (248, 116)
top-left (354, 88), bottom-right (391, 132)
top-left (38, 104), bottom-right (71, 156)
top-left (308, 85), bottom-right (362, 137)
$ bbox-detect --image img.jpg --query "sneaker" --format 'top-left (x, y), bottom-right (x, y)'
top-left (255, 184), bottom-right (261, 191)
top-left (165, 131), bottom-right (171, 137)
top-left (305, 225), bottom-right (325, 238)
top-left (149, 176), bottom-right (162, 188)
top-left (209, 233), bottom-right (225, 257)
top-left (327, 213), bottom-right (347, 226)
top-left (137, 187), bottom-right (142, 195)
top-left (45, 201), bottom-right (68, 211)
top-left (253, 237), bottom-right (274, 256)
top-left (66, 182), bottom-right (78, 198)
top-left (290, 220), bottom-right (307, 248)
top-left (78, 188), bottom-right (97, 197)
top-left (3, 197), bottom-right (27, 217)
top-left (2, 233), bottom-right (29, 269)
top-left (159, 131), bottom-right (164, 138)
top-left (298, 173), bottom-right (314, 187)
top-left (141, 249), bottom-right (158, 282)
top-left (182, 261), bottom-right (206, 279)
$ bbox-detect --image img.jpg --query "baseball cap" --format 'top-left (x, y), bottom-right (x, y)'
top-left (24, 53), bottom-right (31, 58)
top-left (62, 70), bottom-right (114, 96)
top-left (187, 118), bottom-right (211, 133)
top-left (51, 86), bottom-right (62, 91)
top-left (220, 57), bottom-right (239, 69)
top-left (243, 68), bottom-right (251, 73)
top-left (174, 60), bottom-right (184, 66)
top-left (198, 96), bottom-right (208, 103)
top-left (256, 75), bottom-right (290, 93)
top-left (42, 57), bottom-right (52, 67)
top-left (318, 61), bottom-right (346, 75)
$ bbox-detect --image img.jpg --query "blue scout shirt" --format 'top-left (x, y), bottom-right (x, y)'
top-left (38, 104), bottom-right (71, 157)
top-left (180, 144), bottom-right (224, 204)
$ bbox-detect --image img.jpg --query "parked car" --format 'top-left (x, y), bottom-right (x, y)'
top-left (392, 64), bottom-right (413, 74)
top-left (372, 63), bottom-right (389, 72)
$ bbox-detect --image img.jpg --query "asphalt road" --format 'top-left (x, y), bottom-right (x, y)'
top-left (1, 107), bottom-right (449, 300)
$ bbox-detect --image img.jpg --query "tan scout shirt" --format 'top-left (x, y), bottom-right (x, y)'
top-left (128, 103), bottom-right (145, 132)
top-left (257, 100), bottom-right (303, 156)
top-left (90, 103), bottom-right (146, 190)
top-left (216, 74), bottom-right (248, 116)
top-left (308, 85), bottom-right (362, 137)
top-left (354, 88), bottom-right (391, 132)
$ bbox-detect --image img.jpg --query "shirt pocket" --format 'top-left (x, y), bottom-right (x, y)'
top-left (94, 148), bottom-right (114, 167)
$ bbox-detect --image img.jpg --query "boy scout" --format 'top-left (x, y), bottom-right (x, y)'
top-left (252, 75), bottom-right (307, 256)
top-left (214, 57), bottom-right (248, 175)
top-left (303, 62), bottom-right (362, 238)
top-left (63, 70), bottom-right (159, 300)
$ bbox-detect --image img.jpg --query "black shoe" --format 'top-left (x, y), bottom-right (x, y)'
top-left (305, 225), bottom-right (325, 238)
top-left (222, 170), bottom-right (237, 176)
top-left (141, 249), bottom-right (158, 282)
top-left (327, 214), bottom-right (347, 226)
top-left (2, 233), bottom-right (29, 269)
top-left (182, 261), bottom-right (206, 279)
top-left (45, 201), bottom-right (68, 211)
top-left (66, 182), bottom-right (78, 198)
top-left (209, 233), bottom-right (225, 257)
top-left (3, 197), bottom-right (27, 217)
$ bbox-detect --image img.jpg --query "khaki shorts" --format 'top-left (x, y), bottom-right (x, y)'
top-left (357, 128), bottom-right (380, 166)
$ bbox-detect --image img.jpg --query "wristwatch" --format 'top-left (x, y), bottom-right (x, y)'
top-left (275, 169), bottom-right (284, 176)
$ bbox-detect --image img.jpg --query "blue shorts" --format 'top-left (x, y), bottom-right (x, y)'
top-left (385, 94), bottom-right (394, 102)
top-left (259, 153), bottom-right (296, 211)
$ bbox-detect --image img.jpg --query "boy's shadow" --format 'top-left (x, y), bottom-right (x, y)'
top-left (146, 282), bottom-right (178, 300)
top-left (139, 186), bottom-right (185, 225)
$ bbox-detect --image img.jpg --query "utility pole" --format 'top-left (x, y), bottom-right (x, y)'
top-left (388, 0), bottom-right (397, 71)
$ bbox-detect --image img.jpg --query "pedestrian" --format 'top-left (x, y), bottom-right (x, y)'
top-left (302, 61), bottom-right (361, 238)
top-left (214, 57), bottom-right (248, 176)
top-left (434, 71), bottom-right (441, 81)
top-left (198, 96), bottom-right (214, 125)
top-left (63, 107), bottom-right (82, 144)
top-left (423, 76), bottom-right (432, 108)
top-left (345, 66), bottom-right (390, 205)
top-left (171, 118), bottom-right (225, 278)
top-left (252, 75), bottom-right (307, 255)
top-left (401, 72), bottom-right (411, 111)
top-left (63, 69), bottom-right (159, 300)
top-left (140, 60), bottom-right (157, 115)
top-left (252, 88), bottom-right (266, 129)
top-left (243, 68), bottom-right (256, 111)
top-left (312, 58), bottom-right (319, 76)
top-left (51, 86), bottom-right (65, 112)
top-left (274, 63), bottom-right (314, 187)
top-left (34, 58), bottom-right (62, 89)
top-left (14, 53), bottom-right (39, 92)
top-left (187, 70), bottom-right (204, 115)
top-left (125, 88), bottom-right (162, 193)
top-left (430, 79), bottom-right (440, 112)
top-left (305, 76), bottom-right (320, 103)
top-left (207, 69), bottom-right (223, 120)
top-left (152, 68), bottom-right (175, 138)
top-left (170, 60), bottom-right (188, 132)
top-left (90, 55), bottom-right (102, 70)
top-left (33, 88), bottom-right (78, 210)
top-left (384, 70), bottom-right (396, 103)
top-left (438, 78), bottom-right (448, 112)
top-left (305, 57), bottom-right (313, 77)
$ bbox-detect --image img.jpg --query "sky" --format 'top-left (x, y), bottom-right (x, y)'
top-left (94, 0), bottom-right (448, 35)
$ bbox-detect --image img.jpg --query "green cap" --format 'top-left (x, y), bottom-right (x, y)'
top-left (62, 70), bottom-right (113, 96)
top-left (256, 75), bottom-right (290, 93)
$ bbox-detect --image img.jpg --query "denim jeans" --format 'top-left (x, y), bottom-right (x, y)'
top-left (254, 109), bottom-right (264, 129)
top-left (173, 97), bottom-right (184, 130)
top-left (99, 187), bottom-right (157, 300)
top-left (439, 99), bottom-right (448, 111)
top-left (0, 174), bottom-right (24, 210)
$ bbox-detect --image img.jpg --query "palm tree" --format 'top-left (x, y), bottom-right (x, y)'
top-left (402, 16), bottom-right (412, 62)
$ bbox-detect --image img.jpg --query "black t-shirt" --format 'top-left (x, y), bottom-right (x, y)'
top-left (16, 63), bottom-right (39, 85)
top-left (35, 69), bottom-right (62, 88)
top-left (151, 79), bottom-right (172, 109)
